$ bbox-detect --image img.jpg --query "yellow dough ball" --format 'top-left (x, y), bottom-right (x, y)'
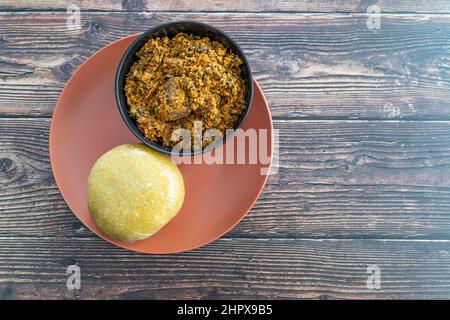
top-left (87, 143), bottom-right (185, 242)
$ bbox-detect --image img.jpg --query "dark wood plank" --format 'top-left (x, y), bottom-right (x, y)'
top-left (2, 118), bottom-right (450, 239)
top-left (1, 236), bottom-right (450, 299)
top-left (0, 12), bottom-right (449, 119)
top-left (0, 0), bottom-right (449, 13)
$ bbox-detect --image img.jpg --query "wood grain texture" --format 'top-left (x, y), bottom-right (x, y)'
top-left (1, 237), bottom-right (450, 299)
top-left (2, 118), bottom-right (450, 240)
top-left (1, 1), bottom-right (450, 300)
top-left (0, 0), bottom-right (449, 13)
top-left (0, 12), bottom-right (449, 119)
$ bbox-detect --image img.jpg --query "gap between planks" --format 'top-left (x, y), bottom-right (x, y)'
top-left (3, 235), bottom-right (450, 242)
top-left (4, 115), bottom-right (450, 123)
top-left (1, 10), bottom-right (450, 16)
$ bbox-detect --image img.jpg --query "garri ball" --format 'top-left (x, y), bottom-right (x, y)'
top-left (87, 143), bottom-right (185, 242)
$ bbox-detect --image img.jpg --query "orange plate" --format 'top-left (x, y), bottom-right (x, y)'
top-left (49, 35), bottom-right (273, 254)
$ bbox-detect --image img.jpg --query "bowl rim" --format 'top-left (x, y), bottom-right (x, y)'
top-left (114, 20), bottom-right (254, 157)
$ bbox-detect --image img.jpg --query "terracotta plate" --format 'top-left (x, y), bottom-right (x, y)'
top-left (49, 35), bottom-right (273, 254)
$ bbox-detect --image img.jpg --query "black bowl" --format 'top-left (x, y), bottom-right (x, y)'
top-left (115, 21), bottom-right (254, 156)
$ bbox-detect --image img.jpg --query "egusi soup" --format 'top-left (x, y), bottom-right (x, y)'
top-left (124, 33), bottom-right (248, 151)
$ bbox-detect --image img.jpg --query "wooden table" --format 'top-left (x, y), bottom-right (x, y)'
top-left (1, 0), bottom-right (450, 300)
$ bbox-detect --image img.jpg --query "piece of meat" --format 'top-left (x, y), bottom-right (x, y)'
top-left (154, 77), bottom-right (192, 121)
